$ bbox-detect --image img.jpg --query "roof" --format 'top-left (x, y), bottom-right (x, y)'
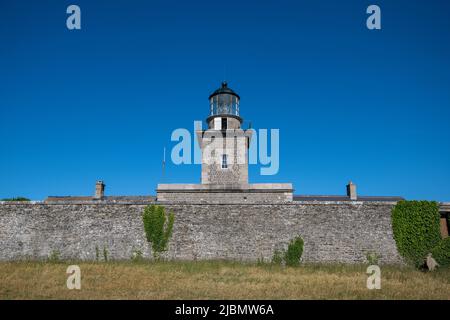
top-left (293, 195), bottom-right (405, 202)
top-left (209, 81), bottom-right (240, 99)
top-left (45, 196), bottom-right (156, 203)
top-left (45, 196), bottom-right (93, 202)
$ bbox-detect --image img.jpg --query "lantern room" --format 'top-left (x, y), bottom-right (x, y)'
top-left (209, 81), bottom-right (240, 118)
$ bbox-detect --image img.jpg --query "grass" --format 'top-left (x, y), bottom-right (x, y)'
top-left (0, 260), bottom-right (449, 299)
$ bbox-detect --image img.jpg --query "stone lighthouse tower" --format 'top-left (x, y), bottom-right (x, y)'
top-left (156, 82), bottom-right (293, 203)
top-left (197, 81), bottom-right (251, 186)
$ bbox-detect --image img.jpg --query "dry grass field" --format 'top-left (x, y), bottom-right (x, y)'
top-left (0, 261), bottom-right (449, 300)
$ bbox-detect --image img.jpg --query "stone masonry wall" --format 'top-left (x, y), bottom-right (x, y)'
top-left (156, 191), bottom-right (293, 203)
top-left (0, 201), bottom-right (403, 264)
top-left (200, 131), bottom-right (249, 185)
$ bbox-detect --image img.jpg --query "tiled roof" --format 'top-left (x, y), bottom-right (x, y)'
top-left (45, 196), bottom-right (156, 203)
top-left (293, 195), bottom-right (404, 202)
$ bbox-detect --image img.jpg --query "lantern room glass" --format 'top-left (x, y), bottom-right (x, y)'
top-left (210, 93), bottom-right (239, 116)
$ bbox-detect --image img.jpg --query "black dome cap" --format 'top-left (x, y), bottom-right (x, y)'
top-left (209, 81), bottom-right (240, 99)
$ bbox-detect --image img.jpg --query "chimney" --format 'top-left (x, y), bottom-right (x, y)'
top-left (94, 180), bottom-right (105, 199)
top-left (346, 181), bottom-right (357, 200)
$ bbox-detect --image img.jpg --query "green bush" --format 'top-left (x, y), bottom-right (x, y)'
top-left (142, 204), bottom-right (175, 259)
top-left (431, 237), bottom-right (450, 268)
top-left (365, 252), bottom-right (380, 265)
top-left (284, 236), bottom-right (304, 267)
top-left (392, 200), bottom-right (441, 267)
top-left (103, 246), bottom-right (109, 262)
top-left (131, 249), bottom-right (144, 262)
top-left (271, 250), bottom-right (283, 265)
top-left (95, 245), bottom-right (100, 262)
top-left (48, 250), bottom-right (61, 263)
top-left (1, 197), bottom-right (30, 202)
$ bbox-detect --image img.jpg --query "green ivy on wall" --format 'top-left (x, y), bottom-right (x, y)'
top-left (431, 237), bottom-right (450, 267)
top-left (392, 200), bottom-right (441, 267)
top-left (142, 204), bottom-right (174, 260)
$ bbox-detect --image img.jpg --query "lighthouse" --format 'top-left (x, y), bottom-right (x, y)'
top-left (156, 82), bottom-right (293, 203)
top-left (197, 81), bottom-right (251, 186)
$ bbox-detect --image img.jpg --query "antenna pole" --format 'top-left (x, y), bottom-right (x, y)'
top-left (162, 147), bottom-right (166, 180)
top-left (224, 65), bottom-right (227, 82)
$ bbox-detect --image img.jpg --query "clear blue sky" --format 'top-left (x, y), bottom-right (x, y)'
top-left (1, 0), bottom-right (449, 201)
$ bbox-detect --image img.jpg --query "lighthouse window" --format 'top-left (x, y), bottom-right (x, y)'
top-left (221, 154), bottom-right (228, 169)
top-left (222, 118), bottom-right (227, 130)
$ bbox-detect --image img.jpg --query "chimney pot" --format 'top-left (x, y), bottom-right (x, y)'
top-left (346, 181), bottom-right (357, 200)
top-left (94, 180), bottom-right (105, 199)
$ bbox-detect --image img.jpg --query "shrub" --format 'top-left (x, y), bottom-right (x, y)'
top-left (103, 246), bottom-right (109, 262)
top-left (366, 252), bottom-right (380, 265)
top-left (431, 237), bottom-right (450, 268)
top-left (392, 200), bottom-right (441, 267)
top-left (131, 249), bottom-right (144, 262)
top-left (48, 250), bottom-right (60, 263)
top-left (142, 204), bottom-right (175, 260)
top-left (271, 250), bottom-right (283, 265)
top-left (284, 236), bottom-right (304, 267)
top-left (95, 245), bottom-right (100, 262)
top-left (1, 197), bottom-right (30, 202)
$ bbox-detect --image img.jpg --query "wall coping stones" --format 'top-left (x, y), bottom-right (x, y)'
top-left (2, 200), bottom-right (448, 207)
top-left (156, 183), bottom-right (293, 192)
top-left (0, 200), bottom-right (398, 205)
